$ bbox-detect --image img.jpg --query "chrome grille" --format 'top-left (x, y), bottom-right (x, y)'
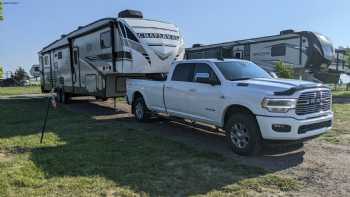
top-left (296, 90), bottom-right (331, 115)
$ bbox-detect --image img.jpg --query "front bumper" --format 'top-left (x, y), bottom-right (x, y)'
top-left (256, 113), bottom-right (333, 140)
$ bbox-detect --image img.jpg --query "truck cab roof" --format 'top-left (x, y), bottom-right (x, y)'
top-left (174, 58), bottom-right (251, 64)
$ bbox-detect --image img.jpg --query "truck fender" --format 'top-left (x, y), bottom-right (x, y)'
top-left (221, 104), bottom-right (256, 127)
top-left (131, 91), bottom-right (148, 113)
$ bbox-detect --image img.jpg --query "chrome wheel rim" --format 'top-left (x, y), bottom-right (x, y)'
top-left (230, 123), bottom-right (250, 149)
top-left (135, 102), bottom-right (144, 119)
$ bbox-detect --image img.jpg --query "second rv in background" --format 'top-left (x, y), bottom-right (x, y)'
top-left (186, 30), bottom-right (335, 82)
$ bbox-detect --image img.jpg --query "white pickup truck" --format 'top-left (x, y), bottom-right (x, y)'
top-left (126, 59), bottom-right (333, 155)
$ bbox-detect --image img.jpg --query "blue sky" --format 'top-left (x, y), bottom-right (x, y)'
top-left (0, 0), bottom-right (349, 74)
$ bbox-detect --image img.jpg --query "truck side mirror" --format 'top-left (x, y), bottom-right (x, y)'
top-left (195, 73), bottom-right (220, 85)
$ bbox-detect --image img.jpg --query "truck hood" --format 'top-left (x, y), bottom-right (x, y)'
top-left (232, 78), bottom-right (325, 96)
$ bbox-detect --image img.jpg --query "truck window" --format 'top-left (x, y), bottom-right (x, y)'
top-left (271, 44), bottom-right (286, 56)
top-left (100, 31), bottom-right (111, 49)
top-left (193, 63), bottom-right (219, 83)
top-left (171, 63), bottom-right (195, 82)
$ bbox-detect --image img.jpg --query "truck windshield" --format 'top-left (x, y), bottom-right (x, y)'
top-left (215, 61), bottom-right (272, 81)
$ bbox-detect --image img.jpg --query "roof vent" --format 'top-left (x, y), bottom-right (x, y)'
top-left (192, 44), bottom-right (203, 48)
top-left (61, 34), bottom-right (66, 38)
top-left (280, 29), bottom-right (295, 35)
top-left (78, 26), bottom-right (84, 30)
top-left (118, 10), bottom-right (143, 19)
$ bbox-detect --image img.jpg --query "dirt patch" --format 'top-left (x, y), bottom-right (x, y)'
top-left (66, 97), bottom-right (350, 197)
top-left (0, 152), bottom-right (12, 162)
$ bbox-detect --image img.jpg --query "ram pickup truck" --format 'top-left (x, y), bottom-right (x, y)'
top-left (126, 59), bottom-right (333, 155)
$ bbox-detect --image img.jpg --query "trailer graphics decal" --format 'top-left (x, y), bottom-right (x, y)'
top-left (137, 33), bottom-right (180, 41)
top-left (123, 38), bottom-right (151, 64)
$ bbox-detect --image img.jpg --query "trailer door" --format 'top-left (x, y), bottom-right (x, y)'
top-left (72, 47), bottom-right (81, 88)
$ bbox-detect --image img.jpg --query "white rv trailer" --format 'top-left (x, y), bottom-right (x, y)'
top-left (30, 64), bottom-right (41, 79)
top-left (39, 10), bottom-right (185, 102)
top-left (186, 30), bottom-right (335, 81)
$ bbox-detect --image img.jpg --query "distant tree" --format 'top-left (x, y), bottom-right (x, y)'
top-left (275, 60), bottom-right (294, 79)
top-left (346, 48), bottom-right (350, 69)
top-left (0, 0), bottom-right (3, 21)
top-left (0, 65), bottom-right (3, 79)
top-left (13, 67), bottom-right (29, 82)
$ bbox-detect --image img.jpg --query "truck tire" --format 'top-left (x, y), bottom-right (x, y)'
top-left (133, 97), bottom-right (151, 122)
top-left (225, 113), bottom-right (262, 156)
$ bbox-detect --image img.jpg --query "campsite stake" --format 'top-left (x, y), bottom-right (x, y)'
top-left (40, 96), bottom-right (51, 144)
top-left (114, 97), bottom-right (117, 112)
top-left (40, 90), bottom-right (56, 144)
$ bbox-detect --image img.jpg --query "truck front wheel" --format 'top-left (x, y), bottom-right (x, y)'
top-left (133, 97), bottom-right (150, 122)
top-left (225, 113), bottom-right (262, 156)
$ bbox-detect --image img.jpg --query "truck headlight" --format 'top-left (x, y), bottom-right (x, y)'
top-left (262, 98), bottom-right (297, 113)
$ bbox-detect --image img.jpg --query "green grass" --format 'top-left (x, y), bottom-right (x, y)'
top-left (0, 86), bottom-right (41, 96)
top-left (0, 98), bottom-right (300, 197)
top-left (332, 90), bottom-right (350, 98)
top-left (320, 104), bottom-right (350, 145)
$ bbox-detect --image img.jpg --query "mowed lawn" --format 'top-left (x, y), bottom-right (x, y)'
top-left (333, 90), bottom-right (350, 98)
top-left (0, 98), bottom-right (300, 197)
top-left (320, 104), bottom-right (350, 144)
top-left (0, 86), bottom-right (42, 96)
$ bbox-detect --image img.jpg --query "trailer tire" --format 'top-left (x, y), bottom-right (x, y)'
top-left (58, 88), bottom-right (69, 104)
top-left (133, 97), bottom-right (151, 122)
top-left (57, 89), bottom-right (63, 103)
top-left (225, 112), bottom-right (262, 156)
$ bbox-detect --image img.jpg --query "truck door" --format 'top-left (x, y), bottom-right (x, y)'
top-left (189, 63), bottom-right (223, 124)
top-left (164, 63), bottom-right (195, 117)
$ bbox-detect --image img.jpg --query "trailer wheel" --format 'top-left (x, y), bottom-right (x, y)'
top-left (57, 89), bottom-right (63, 103)
top-left (133, 97), bottom-right (150, 122)
top-left (225, 112), bottom-right (262, 156)
top-left (58, 88), bottom-right (69, 104)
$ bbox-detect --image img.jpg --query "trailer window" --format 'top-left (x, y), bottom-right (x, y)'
top-left (172, 63), bottom-right (195, 82)
top-left (100, 31), bottom-right (111, 49)
top-left (58, 52), bottom-right (62, 59)
top-left (44, 56), bottom-right (49, 65)
top-left (271, 44), bottom-right (286, 56)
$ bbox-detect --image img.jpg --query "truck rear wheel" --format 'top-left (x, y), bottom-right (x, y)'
top-left (133, 97), bottom-right (150, 122)
top-left (225, 113), bottom-right (262, 156)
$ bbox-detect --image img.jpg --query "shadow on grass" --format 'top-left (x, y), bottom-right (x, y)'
top-left (0, 97), bottom-right (304, 196)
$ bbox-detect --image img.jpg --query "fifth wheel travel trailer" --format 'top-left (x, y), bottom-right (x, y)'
top-left (39, 10), bottom-right (185, 103)
top-left (186, 30), bottom-right (335, 82)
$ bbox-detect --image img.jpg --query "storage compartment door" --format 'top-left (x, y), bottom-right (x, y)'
top-left (85, 74), bottom-right (97, 93)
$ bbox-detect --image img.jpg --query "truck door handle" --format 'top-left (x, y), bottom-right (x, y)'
top-left (189, 88), bottom-right (196, 92)
top-left (166, 86), bottom-right (173, 90)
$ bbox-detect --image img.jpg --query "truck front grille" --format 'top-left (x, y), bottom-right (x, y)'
top-left (298, 120), bottom-right (332, 134)
top-left (296, 90), bottom-right (331, 115)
